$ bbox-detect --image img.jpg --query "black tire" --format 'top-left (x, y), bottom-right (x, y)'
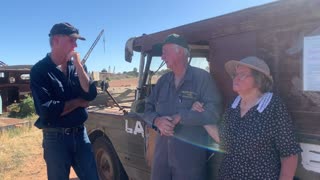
top-left (93, 137), bottom-right (127, 180)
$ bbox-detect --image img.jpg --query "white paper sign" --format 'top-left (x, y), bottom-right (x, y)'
top-left (303, 35), bottom-right (320, 91)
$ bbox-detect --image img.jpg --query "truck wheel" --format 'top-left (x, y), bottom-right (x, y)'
top-left (93, 137), bottom-right (123, 180)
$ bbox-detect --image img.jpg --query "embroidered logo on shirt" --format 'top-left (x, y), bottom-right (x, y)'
top-left (179, 91), bottom-right (197, 100)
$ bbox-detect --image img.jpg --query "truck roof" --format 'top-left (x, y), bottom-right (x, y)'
top-left (127, 0), bottom-right (320, 137)
top-left (132, 0), bottom-right (319, 54)
top-left (0, 65), bottom-right (32, 71)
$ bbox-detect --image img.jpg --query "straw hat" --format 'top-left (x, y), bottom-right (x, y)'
top-left (225, 56), bottom-right (273, 82)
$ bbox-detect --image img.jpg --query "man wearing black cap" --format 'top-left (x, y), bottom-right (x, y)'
top-left (143, 34), bottom-right (222, 180)
top-left (30, 22), bottom-right (99, 180)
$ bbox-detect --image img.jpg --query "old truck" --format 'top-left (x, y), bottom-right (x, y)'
top-left (85, 0), bottom-right (320, 179)
top-left (0, 64), bottom-right (32, 112)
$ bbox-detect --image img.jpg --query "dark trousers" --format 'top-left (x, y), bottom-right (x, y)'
top-left (151, 136), bottom-right (208, 180)
top-left (42, 126), bottom-right (99, 180)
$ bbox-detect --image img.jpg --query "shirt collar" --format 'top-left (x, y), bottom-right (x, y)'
top-left (231, 92), bottom-right (273, 113)
top-left (184, 65), bottom-right (193, 81)
top-left (168, 64), bottom-right (193, 83)
top-left (45, 53), bottom-right (59, 68)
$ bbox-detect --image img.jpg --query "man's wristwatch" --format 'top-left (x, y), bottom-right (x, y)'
top-left (152, 118), bottom-right (159, 132)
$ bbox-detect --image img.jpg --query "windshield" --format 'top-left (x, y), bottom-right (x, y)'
top-left (148, 56), bottom-right (210, 84)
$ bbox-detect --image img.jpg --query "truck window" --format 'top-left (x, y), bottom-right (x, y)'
top-left (189, 57), bottom-right (210, 72)
top-left (20, 74), bottom-right (30, 81)
top-left (148, 56), bottom-right (210, 85)
top-left (149, 56), bottom-right (168, 84)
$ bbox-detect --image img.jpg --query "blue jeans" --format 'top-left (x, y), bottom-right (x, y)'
top-left (42, 126), bottom-right (99, 180)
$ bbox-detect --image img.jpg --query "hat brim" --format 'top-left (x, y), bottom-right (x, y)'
top-left (70, 33), bottom-right (86, 40)
top-left (163, 42), bottom-right (189, 50)
top-left (156, 42), bottom-right (189, 56)
top-left (152, 43), bottom-right (163, 56)
top-left (155, 42), bottom-right (171, 56)
top-left (225, 60), bottom-right (273, 82)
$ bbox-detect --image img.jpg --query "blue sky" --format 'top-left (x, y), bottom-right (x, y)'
top-left (0, 0), bottom-right (276, 73)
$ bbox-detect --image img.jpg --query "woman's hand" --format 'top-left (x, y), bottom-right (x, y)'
top-left (279, 155), bottom-right (298, 180)
top-left (191, 101), bottom-right (204, 112)
top-left (191, 101), bottom-right (220, 143)
top-left (204, 125), bottom-right (220, 143)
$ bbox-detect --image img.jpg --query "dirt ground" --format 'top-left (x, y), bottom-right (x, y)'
top-left (0, 77), bottom-right (140, 180)
top-left (0, 125), bottom-right (79, 180)
top-left (109, 77), bottom-right (139, 87)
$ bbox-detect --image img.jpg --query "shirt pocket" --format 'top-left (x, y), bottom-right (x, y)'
top-left (156, 101), bottom-right (173, 115)
top-left (177, 91), bottom-right (198, 109)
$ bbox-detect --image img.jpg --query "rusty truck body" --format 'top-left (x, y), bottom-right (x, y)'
top-left (85, 0), bottom-right (320, 179)
top-left (0, 65), bottom-right (32, 112)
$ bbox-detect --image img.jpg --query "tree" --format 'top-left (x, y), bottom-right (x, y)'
top-left (156, 68), bottom-right (171, 76)
top-left (133, 67), bottom-right (138, 73)
top-left (132, 67), bottom-right (138, 77)
top-left (123, 67), bottom-right (138, 77)
top-left (101, 68), bottom-right (107, 72)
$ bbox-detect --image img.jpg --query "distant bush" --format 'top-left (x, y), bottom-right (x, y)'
top-left (156, 68), bottom-right (171, 76)
top-left (7, 95), bottom-right (35, 118)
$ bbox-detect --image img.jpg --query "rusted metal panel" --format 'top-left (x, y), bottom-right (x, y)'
top-left (0, 65), bottom-right (31, 111)
top-left (210, 32), bottom-right (257, 107)
top-left (133, 0), bottom-right (320, 53)
top-left (86, 109), bottom-right (150, 179)
top-left (256, 21), bottom-right (320, 135)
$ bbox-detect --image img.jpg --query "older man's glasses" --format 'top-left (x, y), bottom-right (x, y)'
top-left (232, 73), bottom-right (252, 80)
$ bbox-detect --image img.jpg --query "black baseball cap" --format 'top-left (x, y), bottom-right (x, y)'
top-left (162, 33), bottom-right (188, 50)
top-left (49, 22), bottom-right (85, 40)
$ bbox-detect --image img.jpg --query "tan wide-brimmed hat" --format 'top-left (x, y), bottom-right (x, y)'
top-left (225, 56), bottom-right (273, 82)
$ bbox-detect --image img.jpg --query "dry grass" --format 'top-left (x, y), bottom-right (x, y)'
top-left (0, 115), bottom-right (78, 180)
top-left (0, 123), bottom-right (42, 180)
top-left (0, 115), bottom-right (41, 180)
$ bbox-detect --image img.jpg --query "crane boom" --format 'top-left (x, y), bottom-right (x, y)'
top-left (81, 29), bottom-right (105, 65)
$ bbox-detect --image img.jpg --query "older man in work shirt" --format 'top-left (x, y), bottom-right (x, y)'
top-left (143, 34), bottom-right (222, 180)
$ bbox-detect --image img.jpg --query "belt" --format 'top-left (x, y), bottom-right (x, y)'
top-left (42, 125), bottom-right (84, 135)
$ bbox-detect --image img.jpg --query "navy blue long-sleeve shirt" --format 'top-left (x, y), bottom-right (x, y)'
top-left (30, 54), bottom-right (97, 128)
